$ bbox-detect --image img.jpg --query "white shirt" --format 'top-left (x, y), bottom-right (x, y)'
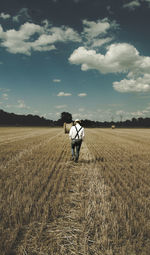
top-left (69, 123), bottom-right (84, 140)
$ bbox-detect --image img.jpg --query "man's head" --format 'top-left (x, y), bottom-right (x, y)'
top-left (75, 119), bottom-right (81, 124)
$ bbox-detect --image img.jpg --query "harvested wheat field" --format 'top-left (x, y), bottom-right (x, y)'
top-left (0, 127), bottom-right (150, 255)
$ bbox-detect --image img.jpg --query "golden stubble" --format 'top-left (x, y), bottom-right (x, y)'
top-left (0, 127), bottom-right (150, 255)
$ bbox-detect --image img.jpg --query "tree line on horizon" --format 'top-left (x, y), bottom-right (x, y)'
top-left (1, 109), bottom-right (150, 128)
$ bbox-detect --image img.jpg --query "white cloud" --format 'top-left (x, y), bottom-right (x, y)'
top-left (72, 104), bottom-right (150, 121)
top-left (130, 110), bottom-right (148, 117)
top-left (123, 0), bottom-right (141, 10)
top-left (49, 26), bottom-right (81, 43)
top-left (72, 113), bottom-right (83, 119)
top-left (0, 22), bottom-right (44, 55)
top-left (69, 43), bottom-right (150, 93)
top-left (56, 112), bottom-right (61, 117)
top-left (113, 74), bottom-right (150, 93)
top-left (0, 13), bottom-right (11, 19)
top-left (115, 105), bottom-right (150, 120)
top-left (78, 93), bottom-right (87, 97)
top-left (0, 21), bottom-right (81, 55)
top-left (82, 18), bottom-right (118, 48)
top-left (2, 93), bottom-right (8, 100)
top-left (55, 104), bottom-right (67, 109)
top-left (82, 19), bottom-right (111, 39)
top-left (57, 91), bottom-right (72, 96)
top-left (72, 108), bottom-right (114, 121)
top-left (114, 109), bottom-right (148, 120)
top-left (0, 17), bottom-right (116, 56)
top-left (116, 110), bottom-right (126, 116)
top-left (16, 100), bottom-right (30, 109)
top-left (53, 79), bottom-right (61, 82)
top-left (69, 43), bottom-right (140, 74)
top-left (91, 37), bottom-right (113, 48)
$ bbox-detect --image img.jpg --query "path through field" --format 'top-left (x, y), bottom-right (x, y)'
top-left (0, 127), bottom-right (150, 255)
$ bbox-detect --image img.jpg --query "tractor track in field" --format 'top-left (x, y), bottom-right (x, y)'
top-left (13, 142), bottom-right (112, 255)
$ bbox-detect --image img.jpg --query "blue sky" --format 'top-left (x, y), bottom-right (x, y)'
top-left (0, 0), bottom-right (150, 121)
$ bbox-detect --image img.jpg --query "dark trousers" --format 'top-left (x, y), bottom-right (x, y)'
top-left (71, 139), bottom-right (82, 161)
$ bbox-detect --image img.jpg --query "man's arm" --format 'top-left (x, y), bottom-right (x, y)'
top-left (69, 126), bottom-right (73, 139)
top-left (81, 128), bottom-right (85, 140)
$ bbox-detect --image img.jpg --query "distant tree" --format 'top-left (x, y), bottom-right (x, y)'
top-left (60, 112), bottom-right (72, 123)
top-left (131, 117), bottom-right (138, 127)
top-left (1, 108), bottom-right (150, 128)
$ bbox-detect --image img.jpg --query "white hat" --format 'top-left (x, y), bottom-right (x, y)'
top-left (75, 119), bottom-right (80, 122)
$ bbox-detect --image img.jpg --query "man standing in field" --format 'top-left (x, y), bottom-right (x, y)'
top-left (69, 119), bottom-right (84, 163)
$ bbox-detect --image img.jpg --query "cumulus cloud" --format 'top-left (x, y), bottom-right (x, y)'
top-left (123, 0), bottom-right (141, 10)
top-left (4, 99), bottom-right (30, 110)
top-left (82, 19), bottom-right (111, 39)
top-left (57, 91), bottom-right (72, 96)
top-left (73, 108), bottom-right (114, 121)
top-left (113, 74), bottom-right (150, 93)
top-left (123, 0), bottom-right (150, 9)
top-left (0, 12), bottom-right (11, 19)
top-left (116, 110), bottom-right (125, 116)
top-left (69, 43), bottom-right (150, 93)
top-left (115, 108), bottom-right (150, 120)
top-left (91, 37), bottom-right (113, 48)
top-left (53, 79), bottom-right (61, 82)
top-left (0, 22), bottom-right (44, 55)
top-left (130, 110), bottom-right (149, 117)
top-left (0, 21), bottom-right (81, 55)
top-left (78, 93), bottom-right (87, 97)
top-left (2, 93), bottom-right (8, 100)
top-left (16, 100), bottom-right (30, 109)
top-left (72, 105), bottom-right (150, 121)
top-left (0, 17), bottom-right (116, 55)
top-left (82, 18), bottom-right (117, 48)
top-left (69, 43), bottom-right (141, 74)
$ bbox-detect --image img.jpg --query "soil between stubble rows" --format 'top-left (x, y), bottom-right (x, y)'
top-left (0, 127), bottom-right (150, 255)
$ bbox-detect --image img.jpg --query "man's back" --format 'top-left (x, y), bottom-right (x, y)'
top-left (69, 123), bottom-right (84, 140)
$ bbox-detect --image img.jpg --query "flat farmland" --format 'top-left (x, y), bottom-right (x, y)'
top-left (0, 127), bottom-right (150, 255)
